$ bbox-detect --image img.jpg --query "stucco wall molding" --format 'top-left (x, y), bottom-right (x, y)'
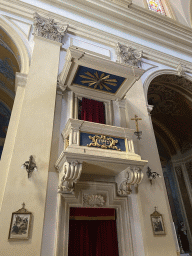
top-left (2, 1), bottom-right (192, 70)
top-left (11, 0), bottom-right (192, 54)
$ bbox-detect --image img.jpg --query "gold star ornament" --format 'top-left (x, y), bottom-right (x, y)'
top-left (80, 71), bottom-right (117, 91)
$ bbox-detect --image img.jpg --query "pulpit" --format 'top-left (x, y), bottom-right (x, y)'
top-left (55, 118), bottom-right (147, 195)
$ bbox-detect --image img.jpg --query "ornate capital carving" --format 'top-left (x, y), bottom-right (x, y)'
top-left (58, 161), bottom-right (82, 193)
top-left (176, 63), bottom-right (186, 77)
top-left (147, 104), bottom-right (154, 115)
top-left (116, 43), bottom-right (143, 67)
top-left (33, 12), bottom-right (68, 43)
top-left (115, 166), bottom-right (143, 196)
top-left (83, 194), bottom-right (105, 207)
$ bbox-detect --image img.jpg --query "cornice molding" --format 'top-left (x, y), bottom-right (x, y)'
top-left (31, 0), bottom-right (192, 51)
top-left (1, 0), bottom-right (192, 69)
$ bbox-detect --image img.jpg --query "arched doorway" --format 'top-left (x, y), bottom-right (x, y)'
top-left (147, 74), bottom-right (192, 254)
top-left (0, 27), bottom-right (20, 158)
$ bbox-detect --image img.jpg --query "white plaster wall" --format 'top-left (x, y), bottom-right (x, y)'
top-left (133, 0), bottom-right (146, 8)
top-left (129, 190), bottom-right (145, 256)
top-left (41, 172), bottom-right (59, 256)
top-left (58, 35), bottom-right (116, 74)
top-left (169, 0), bottom-right (191, 26)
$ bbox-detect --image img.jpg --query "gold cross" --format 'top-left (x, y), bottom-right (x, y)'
top-left (131, 115), bottom-right (142, 132)
top-left (22, 202), bottom-right (25, 209)
top-left (154, 206), bottom-right (157, 212)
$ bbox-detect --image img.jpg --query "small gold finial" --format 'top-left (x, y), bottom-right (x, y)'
top-left (22, 202), bottom-right (25, 209)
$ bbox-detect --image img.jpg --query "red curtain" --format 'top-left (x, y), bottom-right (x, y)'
top-left (68, 208), bottom-right (119, 256)
top-left (81, 98), bottom-right (105, 124)
top-left (68, 220), bottom-right (119, 256)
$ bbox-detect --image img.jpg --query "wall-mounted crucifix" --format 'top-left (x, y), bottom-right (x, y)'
top-left (131, 115), bottom-right (142, 140)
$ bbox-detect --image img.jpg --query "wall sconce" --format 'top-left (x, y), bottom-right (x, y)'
top-left (146, 167), bottom-right (161, 185)
top-left (21, 155), bottom-right (37, 178)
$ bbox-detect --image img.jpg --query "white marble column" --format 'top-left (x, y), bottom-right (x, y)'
top-left (115, 98), bottom-right (127, 127)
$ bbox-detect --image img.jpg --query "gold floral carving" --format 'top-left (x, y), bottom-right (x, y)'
top-left (87, 135), bottom-right (121, 151)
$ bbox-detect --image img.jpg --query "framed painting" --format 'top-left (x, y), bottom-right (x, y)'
top-left (150, 208), bottom-right (166, 235)
top-left (8, 203), bottom-right (32, 240)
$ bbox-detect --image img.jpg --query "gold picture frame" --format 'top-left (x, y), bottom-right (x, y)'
top-left (150, 208), bottom-right (166, 236)
top-left (8, 203), bottom-right (32, 240)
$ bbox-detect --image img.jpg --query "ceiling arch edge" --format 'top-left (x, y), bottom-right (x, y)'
top-left (143, 69), bottom-right (192, 101)
top-left (0, 15), bottom-right (31, 74)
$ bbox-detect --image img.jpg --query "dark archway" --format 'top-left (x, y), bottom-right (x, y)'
top-left (0, 27), bottom-right (20, 158)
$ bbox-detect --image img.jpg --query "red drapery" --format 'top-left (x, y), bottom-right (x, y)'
top-left (68, 208), bottom-right (119, 256)
top-left (81, 97), bottom-right (105, 124)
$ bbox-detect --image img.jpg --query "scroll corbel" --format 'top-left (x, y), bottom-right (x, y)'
top-left (115, 166), bottom-right (143, 196)
top-left (58, 161), bottom-right (82, 193)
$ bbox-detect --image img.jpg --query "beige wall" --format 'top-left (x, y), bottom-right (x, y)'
top-left (0, 36), bottom-right (61, 256)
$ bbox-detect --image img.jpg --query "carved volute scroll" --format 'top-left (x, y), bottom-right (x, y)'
top-left (58, 161), bottom-right (82, 193)
top-left (115, 166), bottom-right (144, 196)
top-left (33, 12), bottom-right (68, 43)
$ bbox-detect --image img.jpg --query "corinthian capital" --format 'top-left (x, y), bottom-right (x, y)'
top-left (116, 42), bottom-right (143, 67)
top-left (33, 12), bottom-right (68, 43)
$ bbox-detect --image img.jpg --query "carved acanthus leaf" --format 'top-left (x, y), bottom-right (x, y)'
top-left (33, 12), bottom-right (68, 43)
top-left (83, 194), bottom-right (105, 207)
top-left (116, 43), bottom-right (143, 67)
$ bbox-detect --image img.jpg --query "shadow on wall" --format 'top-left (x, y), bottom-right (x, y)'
top-left (0, 101), bottom-right (10, 159)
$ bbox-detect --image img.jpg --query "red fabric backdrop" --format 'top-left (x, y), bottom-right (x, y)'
top-left (68, 220), bottom-right (119, 256)
top-left (81, 97), bottom-right (105, 124)
top-left (68, 208), bottom-right (119, 256)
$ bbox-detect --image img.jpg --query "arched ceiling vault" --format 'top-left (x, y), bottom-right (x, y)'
top-left (151, 74), bottom-right (192, 101)
top-left (152, 118), bottom-right (179, 155)
top-left (154, 130), bottom-right (172, 157)
top-left (0, 27), bottom-right (20, 109)
top-left (0, 26), bottom-right (20, 155)
top-left (148, 74), bottom-right (192, 155)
